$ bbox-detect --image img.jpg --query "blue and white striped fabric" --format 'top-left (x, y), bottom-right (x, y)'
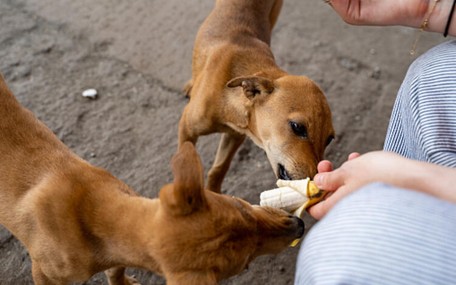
top-left (295, 183), bottom-right (456, 285)
top-left (295, 40), bottom-right (456, 284)
top-left (384, 40), bottom-right (456, 166)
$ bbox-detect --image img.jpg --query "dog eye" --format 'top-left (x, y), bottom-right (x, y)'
top-left (289, 121), bottom-right (307, 138)
top-left (326, 135), bottom-right (335, 146)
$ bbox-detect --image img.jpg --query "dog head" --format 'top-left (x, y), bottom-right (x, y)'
top-left (156, 142), bottom-right (304, 284)
top-left (227, 75), bottom-right (335, 180)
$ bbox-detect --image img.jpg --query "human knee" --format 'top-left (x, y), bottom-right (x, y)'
top-left (295, 183), bottom-right (456, 284)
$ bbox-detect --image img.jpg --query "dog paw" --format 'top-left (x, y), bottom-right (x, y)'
top-left (105, 268), bottom-right (141, 285)
top-left (125, 275), bottom-right (141, 285)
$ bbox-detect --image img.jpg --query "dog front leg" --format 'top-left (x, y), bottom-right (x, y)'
top-left (177, 107), bottom-right (201, 149)
top-left (206, 132), bottom-right (245, 193)
top-left (166, 271), bottom-right (217, 285)
top-left (31, 261), bottom-right (61, 285)
top-left (105, 267), bottom-right (140, 285)
top-left (269, 0), bottom-right (283, 31)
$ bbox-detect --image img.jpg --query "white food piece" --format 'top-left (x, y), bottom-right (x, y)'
top-left (82, 88), bottom-right (98, 99)
top-left (259, 177), bottom-right (327, 220)
top-left (260, 178), bottom-right (313, 247)
top-left (260, 177), bottom-right (327, 223)
top-left (260, 178), bottom-right (310, 212)
top-left (276, 178), bottom-right (310, 190)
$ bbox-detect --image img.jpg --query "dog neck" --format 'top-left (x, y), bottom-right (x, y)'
top-left (84, 177), bottom-right (163, 274)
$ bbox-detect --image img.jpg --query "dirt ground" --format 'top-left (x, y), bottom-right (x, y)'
top-left (0, 0), bottom-right (447, 284)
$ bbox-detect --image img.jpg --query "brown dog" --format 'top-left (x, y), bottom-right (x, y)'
top-left (0, 74), bottom-right (304, 285)
top-left (179, 0), bottom-right (335, 193)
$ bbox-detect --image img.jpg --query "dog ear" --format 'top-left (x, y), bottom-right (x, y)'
top-left (159, 142), bottom-right (207, 216)
top-left (226, 76), bottom-right (274, 99)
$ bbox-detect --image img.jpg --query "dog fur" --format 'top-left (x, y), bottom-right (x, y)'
top-left (0, 74), bottom-right (304, 284)
top-left (178, 0), bottom-right (335, 193)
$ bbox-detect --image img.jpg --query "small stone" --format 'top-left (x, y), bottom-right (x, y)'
top-left (371, 66), bottom-right (381, 79)
top-left (90, 152), bottom-right (96, 158)
top-left (82, 88), bottom-right (98, 99)
top-left (339, 58), bottom-right (359, 71)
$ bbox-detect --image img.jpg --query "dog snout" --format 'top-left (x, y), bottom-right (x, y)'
top-left (278, 164), bottom-right (292, 180)
top-left (277, 163), bottom-right (318, 181)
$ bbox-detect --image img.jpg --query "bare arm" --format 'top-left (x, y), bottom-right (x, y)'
top-left (309, 151), bottom-right (456, 219)
top-left (328, 0), bottom-right (456, 36)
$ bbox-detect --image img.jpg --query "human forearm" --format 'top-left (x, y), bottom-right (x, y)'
top-left (404, 159), bottom-right (456, 203)
top-left (328, 0), bottom-right (456, 37)
top-left (310, 151), bottom-right (456, 220)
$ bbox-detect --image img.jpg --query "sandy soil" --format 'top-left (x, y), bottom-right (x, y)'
top-left (0, 0), bottom-right (447, 284)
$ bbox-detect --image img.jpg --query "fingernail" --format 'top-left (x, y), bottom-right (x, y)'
top-left (314, 174), bottom-right (324, 187)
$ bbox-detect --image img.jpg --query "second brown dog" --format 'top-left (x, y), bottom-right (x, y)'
top-left (179, 0), bottom-right (335, 193)
top-left (0, 74), bottom-right (304, 285)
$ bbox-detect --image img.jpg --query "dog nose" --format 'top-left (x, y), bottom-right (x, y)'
top-left (278, 164), bottom-right (292, 180)
top-left (294, 216), bottom-right (305, 238)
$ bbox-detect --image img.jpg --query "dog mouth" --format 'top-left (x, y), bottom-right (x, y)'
top-left (278, 164), bottom-right (292, 180)
top-left (295, 217), bottom-right (305, 238)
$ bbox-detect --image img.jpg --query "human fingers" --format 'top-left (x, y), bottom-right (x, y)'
top-left (348, 152), bottom-right (360, 160)
top-left (314, 167), bottom-right (346, 191)
top-left (317, 160), bottom-right (333, 173)
top-left (327, 0), bottom-right (421, 27)
top-left (308, 185), bottom-right (349, 219)
top-left (328, 0), bottom-right (363, 24)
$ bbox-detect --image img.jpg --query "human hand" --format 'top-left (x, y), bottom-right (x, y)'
top-left (327, 0), bottom-right (429, 28)
top-left (309, 151), bottom-right (408, 219)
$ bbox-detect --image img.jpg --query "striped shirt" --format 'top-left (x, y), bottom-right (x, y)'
top-left (384, 40), bottom-right (456, 166)
top-left (295, 184), bottom-right (456, 285)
